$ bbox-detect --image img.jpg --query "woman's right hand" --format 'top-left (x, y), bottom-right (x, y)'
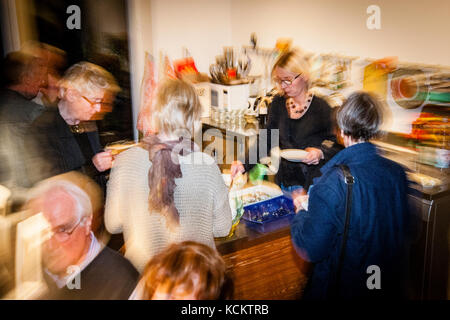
top-left (230, 161), bottom-right (245, 180)
top-left (292, 188), bottom-right (308, 212)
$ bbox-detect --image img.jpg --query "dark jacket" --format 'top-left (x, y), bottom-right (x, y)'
top-left (26, 107), bottom-right (106, 189)
top-left (0, 89), bottom-right (44, 195)
top-left (291, 142), bottom-right (413, 299)
top-left (41, 247), bottom-right (139, 300)
top-left (265, 94), bottom-right (342, 189)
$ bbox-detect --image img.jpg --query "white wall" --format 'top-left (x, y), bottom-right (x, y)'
top-left (134, 0), bottom-right (450, 69)
top-left (130, 0), bottom-right (450, 93)
top-left (128, 0), bottom-right (450, 135)
top-left (228, 0), bottom-right (450, 134)
top-left (127, 0), bottom-right (233, 138)
top-left (230, 0), bottom-right (450, 66)
top-left (150, 0), bottom-right (232, 73)
top-left (128, 0), bottom-right (154, 140)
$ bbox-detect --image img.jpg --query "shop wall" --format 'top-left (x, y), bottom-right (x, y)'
top-left (150, 0), bottom-right (232, 73)
top-left (230, 0), bottom-right (450, 134)
top-left (128, 0), bottom-right (450, 135)
top-left (230, 0), bottom-right (450, 66)
top-left (127, 0), bottom-right (152, 139)
top-left (127, 0), bottom-right (232, 138)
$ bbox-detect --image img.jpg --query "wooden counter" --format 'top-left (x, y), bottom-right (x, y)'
top-left (215, 222), bottom-right (311, 300)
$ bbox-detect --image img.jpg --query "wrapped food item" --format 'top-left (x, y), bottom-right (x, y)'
top-left (230, 172), bottom-right (247, 190)
top-left (159, 52), bottom-right (177, 80)
top-left (242, 191), bottom-right (271, 206)
top-left (173, 57), bottom-right (199, 78)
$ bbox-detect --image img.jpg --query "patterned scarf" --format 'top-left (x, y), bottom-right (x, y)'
top-left (142, 134), bottom-right (198, 226)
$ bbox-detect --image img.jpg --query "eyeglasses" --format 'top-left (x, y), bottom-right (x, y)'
top-left (81, 95), bottom-right (113, 108)
top-left (50, 218), bottom-right (84, 242)
top-left (275, 74), bottom-right (302, 86)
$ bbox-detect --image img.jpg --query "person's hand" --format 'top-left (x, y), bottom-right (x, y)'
top-left (302, 147), bottom-right (324, 165)
top-left (230, 160), bottom-right (245, 180)
top-left (292, 188), bottom-right (307, 213)
top-left (92, 151), bottom-right (113, 172)
top-left (293, 192), bottom-right (309, 213)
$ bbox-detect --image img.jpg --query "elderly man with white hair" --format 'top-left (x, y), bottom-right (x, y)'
top-left (25, 61), bottom-right (120, 192)
top-left (27, 177), bottom-right (138, 300)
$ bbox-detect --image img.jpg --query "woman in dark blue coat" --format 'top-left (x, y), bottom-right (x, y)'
top-left (291, 92), bottom-right (414, 300)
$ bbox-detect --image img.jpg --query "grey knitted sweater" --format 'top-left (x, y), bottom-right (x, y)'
top-left (104, 146), bottom-right (232, 272)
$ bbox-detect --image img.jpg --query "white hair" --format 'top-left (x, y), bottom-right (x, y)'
top-left (27, 179), bottom-right (93, 221)
top-left (59, 61), bottom-right (120, 99)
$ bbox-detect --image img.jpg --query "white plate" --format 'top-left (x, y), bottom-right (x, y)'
top-left (280, 149), bottom-right (308, 162)
top-left (105, 142), bottom-right (140, 155)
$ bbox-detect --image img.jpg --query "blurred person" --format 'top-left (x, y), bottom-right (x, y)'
top-left (290, 92), bottom-right (413, 299)
top-left (41, 171), bottom-right (108, 242)
top-left (0, 51), bottom-right (48, 205)
top-left (26, 61), bottom-right (120, 193)
top-left (27, 177), bottom-right (138, 300)
top-left (130, 241), bottom-right (232, 300)
top-left (231, 48), bottom-right (342, 193)
top-left (105, 78), bottom-right (232, 272)
top-left (31, 44), bottom-right (67, 108)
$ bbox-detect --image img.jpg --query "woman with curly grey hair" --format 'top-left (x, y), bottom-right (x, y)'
top-left (290, 91), bottom-right (414, 300)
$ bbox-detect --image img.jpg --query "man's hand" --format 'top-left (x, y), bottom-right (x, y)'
top-left (302, 147), bottom-right (324, 165)
top-left (92, 151), bottom-right (113, 172)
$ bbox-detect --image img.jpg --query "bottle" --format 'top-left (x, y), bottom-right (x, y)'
top-left (258, 99), bottom-right (268, 127)
top-left (249, 163), bottom-right (268, 185)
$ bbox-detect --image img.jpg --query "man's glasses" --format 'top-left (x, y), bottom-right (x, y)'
top-left (50, 218), bottom-right (84, 242)
top-left (82, 95), bottom-right (113, 108)
top-left (275, 74), bottom-right (302, 86)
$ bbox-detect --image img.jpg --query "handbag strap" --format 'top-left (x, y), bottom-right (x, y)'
top-left (330, 164), bottom-right (355, 298)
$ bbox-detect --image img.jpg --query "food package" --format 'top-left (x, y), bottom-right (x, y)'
top-left (173, 56), bottom-right (199, 77)
top-left (224, 180), bottom-right (281, 238)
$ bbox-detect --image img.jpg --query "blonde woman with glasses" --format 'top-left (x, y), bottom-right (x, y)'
top-left (232, 48), bottom-right (341, 194)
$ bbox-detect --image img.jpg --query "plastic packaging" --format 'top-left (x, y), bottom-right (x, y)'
top-left (242, 195), bottom-right (295, 233)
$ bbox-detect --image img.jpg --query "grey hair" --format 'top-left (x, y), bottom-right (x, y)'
top-left (27, 179), bottom-right (93, 221)
top-left (336, 91), bottom-right (383, 141)
top-left (59, 61), bottom-right (120, 98)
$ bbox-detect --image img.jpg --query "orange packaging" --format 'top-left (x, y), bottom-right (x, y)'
top-left (227, 68), bottom-right (237, 79)
top-left (173, 57), bottom-right (199, 76)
